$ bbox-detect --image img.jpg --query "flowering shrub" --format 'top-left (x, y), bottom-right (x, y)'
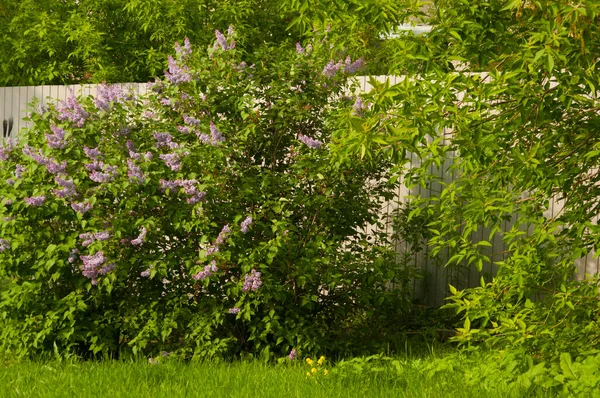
top-left (0, 28), bottom-right (407, 360)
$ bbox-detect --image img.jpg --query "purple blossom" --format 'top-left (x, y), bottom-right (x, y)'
top-left (4, 199), bottom-right (12, 205)
top-left (145, 152), bottom-right (153, 161)
top-left (186, 191), bottom-right (206, 204)
top-left (71, 201), bottom-right (93, 214)
top-left (0, 238), bottom-right (10, 252)
top-left (177, 126), bottom-right (191, 134)
top-left (215, 30), bottom-right (230, 51)
top-left (57, 91), bottom-right (88, 127)
top-left (131, 227), bottom-right (147, 246)
top-left (242, 269), bottom-right (262, 292)
top-left (209, 122), bottom-right (225, 144)
top-left (126, 140), bottom-right (142, 160)
top-left (215, 224), bottom-right (231, 246)
top-left (89, 163), bottom-right (118, 183)
top-left (141, 266), bottom-right (152, 277)
top-left (343, 56), bottom-right (365, 74)
top-left (288, 349), bottom-right (297, 360)
top-left (127, 159), bottom-right (145, 184)
top-left (353, 96), bottom-right (365, 116)
top-left (0, 141), bottom-right (13, 161)
top-left (228, 307), bottom-right (240, 314)
top-left (165, 56), bottom-right (192, 84)
top-left (22, 145), bottom-right (67, 175)
top-left (45, 159), bottom-right (67, 175)
top-left (94, 83), bottom-right (125, 111)
top-left (298, 134), bottom-right (323, 149)
top-left (240, 217), bottom-right (253, 233)
top-left (193, 260), bottom-right (218, 280)
top-left (159, 152), bottom-right (184, 171)
top-left (68, 248), bottom-right (79, 263)
top-left (7, 179), bottom-right (14, 186)
top-left (159, 179), bottom-right (179, 192)
top-left (83, 146), bottom-right (102, 160)
top-left (79, 232), bottom-right (95, 247)
top-left (296, 43), bottom-right (304, 54)
top-left (153, 132), bottom-right (178, 149)
top-left (196, 132), bottom-right (211, 144)
top-left (183, 114), bottom-right (201, 126)
top-left (24, 196), bottom-right (46, 206)
top-left (54, 177), bottom-right (77, 198)
top-left (160, 98), bottom-right (172, 107)
top-left (322, 60), bottom-right (342, 78)
top-left (80, 251), bottom-right (107, 281)
top-left (95, 231), bottom-right (111, 241)
top-left (46, 125), bottom-right (67, 149)
top-left (15, 165), bottom-right (26, 178)
top-left (98, 263), bottom-right (115, 275)
top-left (84, 160), bottom-right (103, 172)
top-left (174, 37), bottom-right (192, 59)
top-left (206, 246), bottom-right (220, 256)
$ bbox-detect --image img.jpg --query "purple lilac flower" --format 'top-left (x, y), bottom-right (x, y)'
top-left (240, 217), bottom-right (253, 233)
top-left (126, 140), bottom-right (142, 160)
top-left (141, 266), bottom-right (152, 277)
top-left (186, 191), bottom-right (206, 204)
top-left (242, 269), bottom-right (262, 292)
top-left (94, 83), bottom-right (125, 111)
top-left (343, 56), bottom-right (365, 74)
top-left (89, 163), bottom-right (118, 183)
top-left (159, 179), bottom-right (179, 192)
top-left (174, 37), bottom-right (192, 59)
top-left (159, 152), bottom-right (184, 171)
top-left (118, 126), bottom-right (131, 136)
top-left (80, 251), bottom-right (107, 282)
top-left (68, 248), bottom-right (79, 263)
top-left (206, 246), bottom-right (219, 256)
top-left (54, 177), bottom-right (77, 198)
top-left (288, 349), bottom-right (297, 360)
top-left (215, 225), bottom-right (230, 246)
top-left (6, 179), bottom-right (14, 186)
top-left (153, 132), bottom-right (178, 149)
top-left (353, 96), bottom-right (365, 116)
top-left (24, 196), bottom-right (46, 206)
top-left (177, 126), bottom-right (191, 134)
top-left (160, 98), bottom-right (172, 107)
top-left (0, 238), bottom-right (10, 252)
top-left (4, 199), bottom-right (12, 205)
top-left (45, 159), bottom-right (67, 175)
top-left (46, 125), bottom-right (67, 149)
top-left (71, 201), bottom-right (93, 214)
top-left (215, 30), bottom-right (230, 51)
top-left (296, 43), bottom-right (304, 54)
top-left (22, 145), bottom-right (67, 175)
top-left (165, 56), bottom-right (192, 84)
top-left (145, 151), bottom-right (153, 161)
top-left (193, 260), bottom-right (218, 280)
top-left (89, 171), bottom-right (114, 183)
top-left (79, 232), bottom-right (95, 247)
top-left (196, 132), bottom-right (211, 144)
top-left (0, 141), bottom-right (12, 161)
top-left (298, 134), bottom-right (323, 149)
top-left (131, 227), bottom-right (147, 246)
top-left (183, 114), bottom-right (201, 126)
top-left (57, 91), bottom-right (88, 127)
top-left (127, 159), bottom-right (145, 184)
top-left (227, 25), bottom-right (235, 36)
top-left (95, 231), bottom-right (111, 241)
top-left (98, 263), bottom-right (115, 275)
top-left (15, 165), bottom-right (26, 179)
top-left (322, 60), bottom-right (342, 78)
top-left (209, 122), bottom-right (225, 144)
top-left (83, 146), bottom-right (102, 160)
top-left (228, 307), bottom-right (240, 314)
top-left (84, 160), bottom-right (103, 172)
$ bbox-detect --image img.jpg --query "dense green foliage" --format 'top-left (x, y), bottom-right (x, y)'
top-left (333, 0), bottom-right (600, 389)
top-left (0, 0), bottom-right (411, 86)
top-left (0, 28), bottom-right (419, 359)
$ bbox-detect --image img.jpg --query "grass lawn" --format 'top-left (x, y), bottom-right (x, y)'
top-left (0, 351), bottom-right (549, 398)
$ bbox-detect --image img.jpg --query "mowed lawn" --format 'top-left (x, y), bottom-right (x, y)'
top-left (0, 354), bottom-right (543, 398)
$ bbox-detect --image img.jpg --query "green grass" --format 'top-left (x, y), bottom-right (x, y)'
top-left (0, 352), bottom-right (546, 398)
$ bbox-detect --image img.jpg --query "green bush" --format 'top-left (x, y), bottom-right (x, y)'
top-left (0, 28), bottom-right (412, 360)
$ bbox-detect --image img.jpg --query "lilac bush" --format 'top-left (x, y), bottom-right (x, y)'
top-left (0, 28), bottom-right (403, 360)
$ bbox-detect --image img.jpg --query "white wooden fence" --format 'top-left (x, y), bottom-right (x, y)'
top-left (1, 79), bottom-right (598, 305)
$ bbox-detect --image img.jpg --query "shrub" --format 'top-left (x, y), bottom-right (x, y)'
top-left (0, 28), bottom-right (410, 360)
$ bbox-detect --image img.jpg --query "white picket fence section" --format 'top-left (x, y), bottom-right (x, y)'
top-left (0, 78), bottom-right (598, 305)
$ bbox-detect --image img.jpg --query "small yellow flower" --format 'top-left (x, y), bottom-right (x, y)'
top-left (311, 367), bottom-right (317, 374)
top-left (306, 371), bottom-right (311, 377)
top-left (306, 358), bottom-right (314, 366)
top-left (318, 356), bottom-right (325, 365)
top-left (323, 369), bottom-right (329, 376)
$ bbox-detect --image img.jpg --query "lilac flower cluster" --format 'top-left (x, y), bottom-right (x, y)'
top-left (94, 83), bottom-right (126, 111)
top-left (209, 122), bottom-right (225, 144)
top-left (206, 225), bottom-right (231, 256)
top-left (240, 217), bottom-right (253, 233)
top-left (159, 179), bottom-right (207, 203)
top-left (131, 227), bottom-right (147, 246)
top-left (177, 126), bottom-right (191, 134)
top-left (68, 248), bottom-right (79, 263)
top-left (242, 269), bottom-right (262, 292)
top-left (126, 140), bottom-right (140, 159)
top-left (85, 159), bottom-right (118, 183)
top-left (46, 125), bottom-right (67, 149)
top-left (322, 60), bottom-right (343, 78)
top-left (24, 196), bottom-right (46, 206)
top-left (193, 260), bottom-right (218, 281)
top-left (79, 231), bottom-right (111, 247)
top-left (353, 96), bottom-right (365, 116)
top-left (343, 56), bottom-right (365, 73)
top-left (298, 134), bottom-right (323, 149)
top-left (140, 266), bottom-right (152, 277)
top-left (153, 132), bottom-right (179, 149)
top-left (22, 145), bottom-right (67, 175)
top-left (165, 56), bottom-right (192, 84)
top-left (127, 159), bottom-right (146, 184)
top-left (288, 349), bottom-right (297, 360)
top-left (71, 201), bottom-right (93, 215)
top-left (80, 250), bottom-right (114, 284)
top-left (83, 146), bottom-right (102, 160)
top-left (159, 152), bottom-right (186, 171)
top-left (54, 177), bottom-right (77, 198)
top-left (57, 91), bottom-right (88, 127)
top-left (228, 307), bottom-right (240, 314)
top-left (0, 238), bottom-right (10, 252)
top-left (15, 165), bottom-right (27, 179)
top-left (0, 141), bottom-right (12, 161)
top-left (214, 27), bottom-right (235, 51)
top-left (160, 98), bottom-right (172, 107)
top-left (183, 114), bottom-right (201, 126)
top-left (174, 37), bottom-right (192, 59)
top-left (296, 43), bottom-right (305, 54)
top-left (322, 56), bottom-right (365, 78)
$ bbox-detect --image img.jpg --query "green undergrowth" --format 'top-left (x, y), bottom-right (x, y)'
top-left (0, 346), bottom-right (578, 398)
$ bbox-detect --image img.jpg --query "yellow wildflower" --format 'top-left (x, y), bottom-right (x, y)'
top-left (324, 369), bottom-right (329, 375)
top-left (311, 367), bottom-right (317, 374)
top-left (306, 358), bottom-right (314, 366)
top-left (318, 356), bottom-right (325, 365)
top-left (306, 371), bottom-right (311, 377)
